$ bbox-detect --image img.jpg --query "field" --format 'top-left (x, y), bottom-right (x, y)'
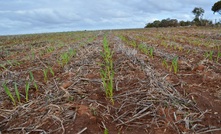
top-left (0, 27), bottom-right (221, 134)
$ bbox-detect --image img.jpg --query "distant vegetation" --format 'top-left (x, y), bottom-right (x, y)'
top-left (212, 0), bottom-right (221, 14)
top-left (145, 7), bottom-right (219, 28)
top-left (145, 18), bottom-right (213, 28)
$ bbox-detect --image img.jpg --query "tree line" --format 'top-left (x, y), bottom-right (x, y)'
top-left (145, 18), bottom-right (212, 28)
top-left (145, 1), bottom-right (221, 28)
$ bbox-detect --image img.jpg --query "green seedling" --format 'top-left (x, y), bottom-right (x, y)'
top-left (162, 59), bottom-right (169, 69)
top-left (7, 60), bottom-right (13, 66)
top-left (59, 44), bottom-right (64, 47)
top-left (157, 34), bottom-right (162, 39)
top-left (3, 83), bottom-right (16, 106)
top-left (138, 44), bottom-right (149, 55)
top-left (209, 51), bottom-right (213, 61)
top-left (48, 67), bottom-right (55, 76)
top-left (90, 107), bottom-right (97, 116)
top-left (173, 45), bottom-right (177, 50)
top-left (32, 51), bottom-right (35, 60)
top-left (217, 51), bottom-right (221, 63)
top-left (178, 46), bottom-right (183, 51)
top-left (25, 82), bottom-right (30, 102)
top-left (171, 57), bottom-right (178, 74)
top-left (6, 60), bottom-right (20, 67)
top-left (59, 49), bottom-right (76, 66)
top-left (43, 69), bottom-right (48, 82)
top-left (104, 128), bottom-right (109, 134)
top-left (30, 72), bottom-right (35, 82)
top-left (14, 83), bottom-right (21, 103)
top-left (60, 52), bottom-right (69, 66)
top-left (33, 80), bottom-right (38, 91)
top-left (149, 47), bottom-right (154, 58)
top-left (205, 51), bottom-right (214, 61)
top-left (119, 35), bottom-right (126, 41)
top-left (204, 42), bottom-right (210, 47)
top-left (131, 40), bottom-right (137, 47)
top-left (186, 49), bottom-right (191, 54)
top-left (161, 41), bottom-right (167, 47)
top-left (88, 36), bottom-right (96, 42)
top-left (204, 52), bottom-right (209, 59)
top-left (46, 46), bottom-right (55, 53)
top-left (39, 51), bottom-right (44, 56)
top-left (68, 48), bottom-right (76, 57)
top-left (0, 64), bottom-right (7, 70)
top-left (100, 35), bottom-right (114, 104)
top-left (29, 72), bottom-right (38, 91)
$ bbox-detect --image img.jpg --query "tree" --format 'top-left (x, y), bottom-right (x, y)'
top-left (179, 20), bottom-right (192, 26)
top-left (144, 18), bottom-right (179, 28)
top-left (192, 7), bottom-right (205, 20)
top-left (169, 19), bottom-right (178, 27)
top-left (201, 19), bottom-right (212, 26)
top-left (212, 1), bottom-right (221, 15)
top-left (192, 7), bottom-right (205, 26)
top-left (152, 20), bottom-right (161, 27)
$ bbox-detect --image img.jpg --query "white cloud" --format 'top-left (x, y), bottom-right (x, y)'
top-left (0, 0), bottom-right (219, 35)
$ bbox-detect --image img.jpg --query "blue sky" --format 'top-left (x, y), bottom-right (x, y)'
top-left (0, 0), bottom-right (220, 35)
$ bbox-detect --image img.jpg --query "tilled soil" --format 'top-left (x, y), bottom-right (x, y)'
top-left (0, 28), bottom-right (221, 134)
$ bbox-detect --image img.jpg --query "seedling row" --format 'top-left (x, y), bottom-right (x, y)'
top-left (0, 28), bottom-right (221, 133)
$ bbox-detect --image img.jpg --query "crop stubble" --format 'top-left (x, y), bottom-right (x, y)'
top-left (0, 27), bottom-right (221, 134)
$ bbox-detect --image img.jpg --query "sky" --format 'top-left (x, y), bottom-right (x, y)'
top-left (0, 0), bottom-right (220, 35)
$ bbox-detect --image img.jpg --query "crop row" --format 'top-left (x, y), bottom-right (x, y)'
top-left (0, 31), bottom-right (100, 107)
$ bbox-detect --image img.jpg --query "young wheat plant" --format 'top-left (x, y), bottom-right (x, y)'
top-left (217, 51), bottom-right (221, 63)
top-left (25, 82), bottom-right (30, 102)
top-left (14, 83), bottom-right (21, 103)
top-left (149, 47), bottom-right (154, 58)
top-left (171, 57), bottom-right (178, 74)
top-left (59, 48), bottom-right (76, 67)
top-left (3, 83), bottom-right (16, 106)
top-left (43, 69), bottom-right (48, 83)
top-left (100, 35), bottom-right (115, 104)
top-left (30, 71), bottom-right (38, 91)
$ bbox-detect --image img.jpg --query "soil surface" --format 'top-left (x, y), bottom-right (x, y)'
top-left (0, 27), bottom-right (221, 134)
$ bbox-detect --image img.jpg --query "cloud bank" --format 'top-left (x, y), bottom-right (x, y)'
top-left (0, 0), bottom-right (219, 35)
